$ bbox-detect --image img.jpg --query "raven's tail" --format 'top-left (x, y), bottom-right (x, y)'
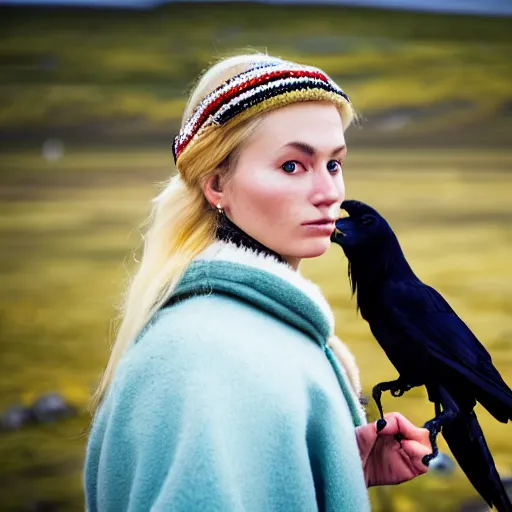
top-left (443, 411), bottom-right (512, 512)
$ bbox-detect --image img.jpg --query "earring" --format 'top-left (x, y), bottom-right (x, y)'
top-left (216, 203), bottom-right (223, 214)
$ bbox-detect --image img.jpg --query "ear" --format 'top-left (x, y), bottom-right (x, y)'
top-left (202, 173), bottom-right (225, 209)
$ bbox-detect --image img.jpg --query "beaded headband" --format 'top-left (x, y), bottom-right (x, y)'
top-left (172, 60), bottom-right (351, 165)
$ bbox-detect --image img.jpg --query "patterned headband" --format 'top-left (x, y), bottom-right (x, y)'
top-left (172, 60), bottom-right (351, 165)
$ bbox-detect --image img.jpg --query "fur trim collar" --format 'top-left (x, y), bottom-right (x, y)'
top-left (196, 240), bottom-right (335, 335)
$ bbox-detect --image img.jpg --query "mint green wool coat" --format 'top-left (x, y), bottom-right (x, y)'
top-left (84, 242), bottom-right (371, 511)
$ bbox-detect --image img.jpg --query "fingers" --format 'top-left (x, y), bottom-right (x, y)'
top-left (401, 439), bottom-right (431, 475)
top-left (376, 412), bottom-right (430, 446)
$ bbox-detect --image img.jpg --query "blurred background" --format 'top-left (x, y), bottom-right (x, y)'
top-left (0, 0), bottom-right (511, 510)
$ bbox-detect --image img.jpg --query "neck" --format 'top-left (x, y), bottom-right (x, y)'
top-left (216, 213), bottom-right (289, 266)
top-left (284, 256), bottom-right (301, 271)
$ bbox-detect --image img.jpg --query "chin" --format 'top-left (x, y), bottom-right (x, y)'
top-left (287, 238), bottom-right (332, 260)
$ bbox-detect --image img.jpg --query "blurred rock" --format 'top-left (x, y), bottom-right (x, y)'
top-left (42, 138), bottom-right (64, 162)
top-left (30, 393), bottom-right (76, 424)
top-left (24, 500), bottom-right (63, 512)
top-left (0, 404), bottom-right (32, 431)
top-left (428, 451), bottom-right (456, 475)
top-left (1, 393), bottom-right (77, 432)
top-left (374, 112), bottom-right (411, 132)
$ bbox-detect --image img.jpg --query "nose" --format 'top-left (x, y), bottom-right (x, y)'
top-left (310, 165), bottom-right (344, 208)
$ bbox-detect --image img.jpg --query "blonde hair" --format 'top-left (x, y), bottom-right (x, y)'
top-left (90, 53), bottom-right (355, 414)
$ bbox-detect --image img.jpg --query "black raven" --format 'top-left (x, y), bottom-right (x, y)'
top-left (331, 199), bottom-right (512, 511)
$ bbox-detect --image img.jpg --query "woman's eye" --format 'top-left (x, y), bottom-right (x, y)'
top-left (281, 161), bottom-right (299, 174)
top-left (327, 160), bottom-right (341, 173)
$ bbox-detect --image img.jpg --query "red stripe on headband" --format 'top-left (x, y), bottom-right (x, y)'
top-left (175, 68), bottom-right (331, 159)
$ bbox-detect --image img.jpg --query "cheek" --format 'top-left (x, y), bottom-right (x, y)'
top-left (232, 171), bottom-right (299, 222)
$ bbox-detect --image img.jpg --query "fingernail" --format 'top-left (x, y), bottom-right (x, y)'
top-left (376, 419), bottom-right (387, 432)
top-left (395, 433), bottom-right (405, 442)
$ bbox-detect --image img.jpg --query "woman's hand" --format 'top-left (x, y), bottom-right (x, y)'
top-left (355, 412), bottom-right (431, 487)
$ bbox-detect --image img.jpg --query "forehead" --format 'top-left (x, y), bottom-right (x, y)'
top-left (249, 101), bottom-right (346, 151)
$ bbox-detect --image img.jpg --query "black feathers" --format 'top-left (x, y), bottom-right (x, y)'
top-left (332, 199), bottom-right (512, 511)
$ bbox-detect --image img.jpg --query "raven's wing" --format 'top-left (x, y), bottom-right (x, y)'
top-left (381, 280), bottom-right (512, 420)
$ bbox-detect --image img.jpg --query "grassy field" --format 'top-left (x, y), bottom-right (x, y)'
top-left (0, 147), bottom-right (511, 511)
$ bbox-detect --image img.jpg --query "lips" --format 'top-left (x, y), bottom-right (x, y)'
top-left (303, 218), bottom-right (336, 226)
top-left (302, 220), bottom-right (336, 235)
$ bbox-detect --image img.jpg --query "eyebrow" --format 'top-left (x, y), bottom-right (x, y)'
top-left (284, 141), bottom-right (346, 158)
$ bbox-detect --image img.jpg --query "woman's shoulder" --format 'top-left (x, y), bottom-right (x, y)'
top-left (144, 291), bottom-right (291, 345)
top-left (135, 292), bottom-right (319, 363)
top-left (114, 292), bottom-right (328, 398)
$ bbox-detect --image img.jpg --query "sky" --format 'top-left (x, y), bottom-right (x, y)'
top-left (1, 0), bottom-right (512, 16)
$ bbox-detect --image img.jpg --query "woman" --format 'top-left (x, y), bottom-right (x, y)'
top-left (84, 53), bottom-right (432, 511)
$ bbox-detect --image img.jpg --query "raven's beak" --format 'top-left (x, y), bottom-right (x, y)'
top-left (330, 221), bottom-right (346, 245)
top-left (331, 203), bottom-right (350, 244)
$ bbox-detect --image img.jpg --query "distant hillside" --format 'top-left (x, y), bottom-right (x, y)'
top-left (1, 1), bottom-right (511, 148)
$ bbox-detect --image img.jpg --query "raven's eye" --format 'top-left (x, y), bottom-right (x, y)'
top-left (361, 215), bottom-right (375, 226)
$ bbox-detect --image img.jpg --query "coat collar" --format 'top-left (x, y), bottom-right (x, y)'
top-left (167, 241), bottom-right (334, 347)
top-left (196, 240), bottom-right (335, 336)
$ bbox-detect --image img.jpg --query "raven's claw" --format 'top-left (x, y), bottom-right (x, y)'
top-left (372, 379), bottom-right (414, 420)
top-left (422, 403), bottom-right (458, 467)
top-left (422, 418), bottom-right (441, 466)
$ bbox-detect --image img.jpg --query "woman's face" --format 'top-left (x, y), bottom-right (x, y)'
top-left (222, 101), bottom-right (347, 269)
